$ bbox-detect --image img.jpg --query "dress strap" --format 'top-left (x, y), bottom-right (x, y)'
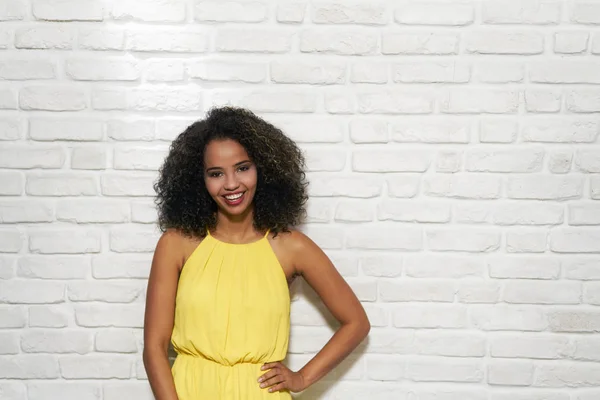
top-left (264, 229), bottom-right (270, 238)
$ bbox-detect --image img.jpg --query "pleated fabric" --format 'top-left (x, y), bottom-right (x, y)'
top-left (171, 230), bottom-right (291, 399)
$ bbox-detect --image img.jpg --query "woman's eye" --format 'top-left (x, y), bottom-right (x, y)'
top-left (238, 165), bottom-right (249, 172)
top-left (208, 172), bottom-right (222, 178)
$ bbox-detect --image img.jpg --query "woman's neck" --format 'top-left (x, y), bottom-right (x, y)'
top-left (213, 208), bottom-right (260, 241)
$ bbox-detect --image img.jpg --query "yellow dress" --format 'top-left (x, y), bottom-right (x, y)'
top-left (171, 230), bottom-right (291, 399)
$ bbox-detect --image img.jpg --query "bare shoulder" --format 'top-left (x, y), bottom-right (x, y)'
top-left (154, 229), bottom-right (203, 273)
top-left (268, 229), bottom-right (323, 277)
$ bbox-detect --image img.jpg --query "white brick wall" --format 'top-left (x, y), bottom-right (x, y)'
top-left (1, 0), bottom-right (600, 399)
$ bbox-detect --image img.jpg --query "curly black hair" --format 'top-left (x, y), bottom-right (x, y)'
top-left (154, 106), bottom-right (308, 238)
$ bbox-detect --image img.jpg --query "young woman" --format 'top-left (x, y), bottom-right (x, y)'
top-left (143, 107), bottom-right (370, 399)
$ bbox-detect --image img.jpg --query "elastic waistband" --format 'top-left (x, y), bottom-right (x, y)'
top-left (175, 353), bottom-right (264, 368)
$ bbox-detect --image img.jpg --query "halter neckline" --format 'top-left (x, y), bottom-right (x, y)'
top-left (206, 229), bottom-right (270, 246)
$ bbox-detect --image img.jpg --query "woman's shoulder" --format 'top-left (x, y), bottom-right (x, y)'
top-left (269, 229), bottom-right (315, 254)
top-left (156, 229), bottom-right (205, 270)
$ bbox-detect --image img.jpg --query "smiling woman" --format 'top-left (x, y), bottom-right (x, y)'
top-left (143, 106), bottom-right (370, 400)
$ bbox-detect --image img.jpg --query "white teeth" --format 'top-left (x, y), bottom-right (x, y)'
top-left (225, 192), bottom-right (243, 200)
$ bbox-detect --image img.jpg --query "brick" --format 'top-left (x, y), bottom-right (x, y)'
top-left (18, 256), bottom-right (89, 280)
top-left (96, 329), bottom-right (138, 353)
top-left (277, 1), bottom-right (306, 23)
top-left (79, 28), bottom-right (125, 51)
top-left (352, 149), bottom-right (432, 172)
top-left (33, 0), bottom-right (103, 21)
top-left (15, 26), bottom-right (74, 49)
top-left (506, 230), bottom-right (548, 253)
top-left (549, 310), bottom-right (600, 332)
top-left (126, 30), bottom-right (208, 53)
top-left (29, 119), bottom-right (103, 141)
top-left (440, 89), bottom-right (519, 114)
top-left (144, 60), bottom-right (185, 82)
top-left (380, 280), bottom-right (455, 302)
top-left (507, 176), bottom-right (583, 200)
top-left (405, 255), bottom-right (483, 279)
top-left (415, 330), bottom-right (486, 357)
top-left (75, 304), bottom-right (144, 328)
top-left (0, 0), bottom-right (26, 20)
top-left (0, 200), bottom-right (53, 223)
top-left (569, 203), bottom-right (600, 225)
top-left (395, 3), bottom-right (473, 26)
top-left (0, 306), bottom-right (26, 328)
top-left (0, 87), bottom-right (18, 109)
top-left (103, 382), bottom-right (154, 400)
top-left (21, 330), bottom-right (92, 354)
top-left (476, 61), bottom-right (524, 83)
top-left (56, 199), bottom-right (129, 224)
top-left (493, 202), bottom-right (563, 225)
top-left (0, 280), bottom-right (65, 304)
top-left (301, 30), bottom-right (378, 55)
top-left (503, 281), bottom-right (581, 304)
top-left (195, 1), bottom-right (267, 22)
top-left (575, 149), bottom-right (600, 172)
top-left (312, 3), bottom-right (388, 25)
top-left (29, 230), bottom-right (101, 254)
top-left (593, 176), bottom-right (600, 199)
top-left (66, 58), bottom-right (140, 81)
top-left (109, 226), bottom-right (160, 253)
top-left (112, 0), bottom-right (186, 22)
top-left (101, 173), bottom-right (156, 196)
top-left (488, 360), bottom-right (534, 386)
top-left (424, 174), bottom-right (501, 199)
top-left (571, 1), bottom-right (600, 24)
top-left (131, 201), bottom-right (157, 224)
top-left (567, 89), bottom-right (600, 112)
top-left (531, 60), bottom-right (600, 84)
top-left (305, 199), bottom-right (333, 224)
top-left (386, 174), bottom-right (420, 198)
top-left (156, 118), bottom-right (196, 142)
top-left (393, 60), bottom-right (470, 83)
top-left (106, 120), bottom-right (154, 141)
top-left (71, 147), bottom-right (107, 170)
top-left (0, 58), bottom-right (55, 80)
top-left (491, 333), bottom-right (570, 359)
top-left (359, 255), bottom-right (402, 278)
top-left (383, 32), bottom-right (458, 54)
top-left (584, 282), bottom-right (600, 305)
top-left (358, 90), bottom-right (434, 114)
top-left (68, 281), bottom-right (144, 303)
top-left (572, 335), bottom-right (600, 361)
top-left (549, 150), bottom-right (573, 174)
top-left (479, 119), bottom-right (517, 143)
top-left (271, 60), bottom-right (346, 85)
top-left (304, 148), bottom-right (345, 172)
top-left (349, 119), bottom-right (388, 143)
top-left (29, 305), bottom-right (69, 328)
top-left (482, 0), bottom-right (561, 24)
top-left (555, 31), bottom-right (589, 54)
top-left (94, 87), bottom-right (203, 112)
top-left (60, 355), bottom-right (131, 379)
top-left (212, 90), bottom-right (316, 113)
top-left (488, 256), bottom-right (561, 279)
top-left (525, 89), bottom-right (562, 113)
top-left (346, 226), bottom-right (422, 251)
top-left (365, 355), bottom-right (404, 381)
top-left (393, 119), bottom-right (469, 143)
top-left (20, 86), bottom-right (86, 111)
top-left (113, 147), bottom-right (167, 171)
top-left (0, 118), bottom-right (22, 141)
top-left (378, 200), bottom-right (450, 223)
top-left (0, 355), bottom-right (59, 378)
top-left (308, 174), bottom-right (382, 198)
top-left (427, 228), bottom-right (500, 252)
top-left (393, 304), bottom-right (467, 328)
top-left (470, 305), bottom-right (547, 331)
top-left (0, 229), bottom-right (23, 252)
top-left (324, 90), bottom-right (357, 114)
top-left (521, 118), bottom-right (598, 143)
top-left (565, 259), bottom-right (600, 280)
top-left (28, 382), bottom-right (101, 400)
top-left (189, 61), bottom-right (265, 83)
top-left (92, 254), bottom-right (152, 279)
top-left (535, 362), bottom-right (600, 387)
top-left (350, 62), bottom-right (388, 84)
top-left (26, 173), bottom-right (97, 196)
top-left (300, 225), bottom-right (344, 249)
top-left (0, 257), bottom-right (15, 279)
top-left (465, 147), bottom-right (543, 172)
top-left (217, 29), bottom-right (291, 53)
top-left (408, 357), bottom-right (483, 383)
top-left (551, 228), bottom-right (600, 253)
top-left (0, 382), bottom-right (26, 399)
top-left (466, 31), bottom-right (544, 54)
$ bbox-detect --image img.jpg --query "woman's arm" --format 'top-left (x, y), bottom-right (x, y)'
top-left (143, 231), bottom-right (183, 400)
top-left (259, 231), bottom-right (370, 392)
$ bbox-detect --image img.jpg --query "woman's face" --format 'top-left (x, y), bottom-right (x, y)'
top-left (203, 139), bottom-right (258, 217)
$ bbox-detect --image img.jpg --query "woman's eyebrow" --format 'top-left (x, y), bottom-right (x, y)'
top-left (205, 160), bottom-right (251, 172)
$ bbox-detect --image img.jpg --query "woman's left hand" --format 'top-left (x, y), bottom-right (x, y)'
top-left (258, 361), bottom-right (306, 393)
